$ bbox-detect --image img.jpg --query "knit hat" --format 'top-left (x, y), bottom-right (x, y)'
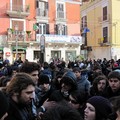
top-left (87, 96), bottom-right (112, 120)
top-left (38, 74), bottom-right (51, 85)
top-left (0, 91), bottom-right (9, 119)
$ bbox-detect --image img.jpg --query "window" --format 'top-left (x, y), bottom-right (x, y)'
top-left (51, 51), bottom-right (61, 59)
top-left (12, 0), bottom-right (23, 11)
top-left (34, 51), bottom-right (40, 61)
top-left (12, 20), bottom-right (24, 31)
top-left (103, 6), bottom-right (107, 21)
top-left (10, 20), bottom-right (25, 41)
top-left (65, 51), bottom-right (76, 62)
top-left (57, 3), bottom-right (64, 19)
top-left (55, 24), bottom-right (67, 35)
top-left (103, 27), bottom-right (108, 43)
top-left (81, 16), bottom-right (87, 30)
top-left (36, 1), bottom-right (48, 17)
top-left (81, 16), bottom-right (88, 46)
top-left (36, 23), bottom-right (49, 34)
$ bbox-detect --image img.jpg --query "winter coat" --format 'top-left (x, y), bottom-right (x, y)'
top-left (77, 75), bottom-right (91, 96)
top-left (103, 86), bottom-right (120, 99)
top-left (5, 98), bottom-right (34, 120)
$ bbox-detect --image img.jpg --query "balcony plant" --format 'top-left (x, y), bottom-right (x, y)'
top-left (7, 28), bottom-right (14, 34)
top-left (26, 30), bottom-right (31, 37)
top-left (26, 5), bottom-right (30, 12)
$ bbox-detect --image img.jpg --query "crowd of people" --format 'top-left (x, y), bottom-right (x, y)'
top-left (0, 58), bottom-right (120, 120)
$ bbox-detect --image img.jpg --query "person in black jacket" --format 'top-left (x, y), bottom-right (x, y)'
top-left (41, 102), bottom-right (83, 120)
top-left (90, 75), bottom-right (108, 97)
top-left (37, 74), bottom-right (56, 107)
top-left (5, 73), bottom-right (35, 120)
top-left (0, 91), bottom-right (9, 120)
top-left (103, 71), bottom-right (120, 99)
top-left (49, 71), bottom-right (78, 102)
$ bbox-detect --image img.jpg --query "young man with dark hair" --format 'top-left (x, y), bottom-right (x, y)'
top-left (104, 71), bottom-right (120, 98)
top-left (49, 71), bottom-right (78, 102)
top-left (41, 103), bottom-right (83, 120)
top-left (73, 67), bottom-right (91, 97)
top-left (19, 62), bottom-right (40, 85)
top-left (19, 62), bottom-right (40, 117)
top-left (5, 73), bottom-right (35, 120)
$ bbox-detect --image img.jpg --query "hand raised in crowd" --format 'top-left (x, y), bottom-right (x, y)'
top-left (42, 99), bottom-right (57, 110)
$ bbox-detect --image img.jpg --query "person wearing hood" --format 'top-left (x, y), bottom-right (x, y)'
top-left (73, 67), bottom-right (91, 98)
top-left (49, 71), bottom-right (78, 102)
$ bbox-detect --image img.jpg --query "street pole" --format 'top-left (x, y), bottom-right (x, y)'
top-left (40, 34), bottom-right (45, 64)
top-left (15, 35), bottom-right (18, 60)
top-left (15, 25), bottom-right (18, 61)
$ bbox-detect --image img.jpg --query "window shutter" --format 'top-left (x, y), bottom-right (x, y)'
top-left (36, 0), bottom-right (39, 8)
top-left (54, 24), bottom-right (58, 34)
top-left (64, 25), bottom-right (67, 35)
top-left (45, 2), bottom-right (49, 10)
top-left (36, 23), bottom-right (39, 34)
top-left (46, 24), bottom-right (49, 34)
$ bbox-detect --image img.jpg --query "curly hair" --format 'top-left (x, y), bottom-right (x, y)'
top-left (6, 73), bottom-right (35, 96)
top-left (19, 62), bottom-right (40, 74)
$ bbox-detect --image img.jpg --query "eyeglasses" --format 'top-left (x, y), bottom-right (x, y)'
top-left (69, 99), bottom-right (78, 104)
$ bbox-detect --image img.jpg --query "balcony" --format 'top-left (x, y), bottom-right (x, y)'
top-left (98, 37), bottom-right (111, 46)
top-left (57, 11), bottom-right (64, 19)
top-left (36, 8), bottom-right (48, 17)
top-left (98, 14), bottom-right (110, 23)
top-left (7, 28), bottom-right (26, 42)
top-left (6, 4), bottom-right (30, 18)
top-left (36, 8), bottom-right (49, 21)
top-left (55, 11), bottom-right (66, 22)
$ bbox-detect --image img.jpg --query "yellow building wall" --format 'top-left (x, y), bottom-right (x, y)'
top-left (81, 0), bottom-right (120, 60)
top-left (112, 0), bottom-right (120, 47)
top-left (86, 5), bottom-right (102, 47)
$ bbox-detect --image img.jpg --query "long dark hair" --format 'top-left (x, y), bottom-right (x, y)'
top-left (6, 73), bottom-right (35, 96)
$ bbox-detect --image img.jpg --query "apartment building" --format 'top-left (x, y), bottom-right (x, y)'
top-left (80, 0), bottom-right (120, 60)
top-left (0, 0), bottom-right (36, 63)
top-left (0, 0), bottom-right (82, 63)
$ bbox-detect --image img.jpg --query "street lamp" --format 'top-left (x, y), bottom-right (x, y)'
top-left (14, 24), bottom-right (18, 60)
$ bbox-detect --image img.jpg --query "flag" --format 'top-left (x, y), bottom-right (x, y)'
top-left (33, 24), bottom-right (39, 31)
top-left (83, 27), bottom-right (90, 34)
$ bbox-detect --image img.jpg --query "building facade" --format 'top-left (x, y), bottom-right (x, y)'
top-left (0, 0), bottom-right (82, 64)
top-left (81, 0), bottom-right (120, 60)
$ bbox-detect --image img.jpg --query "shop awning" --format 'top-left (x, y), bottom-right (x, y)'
top-left (0, 47), bottom-right (3, 51)
top-left (12, 46), bottom-right (26, 51)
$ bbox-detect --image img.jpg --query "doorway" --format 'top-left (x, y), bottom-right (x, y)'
top-left (51, 51), bottom-right (61, 60)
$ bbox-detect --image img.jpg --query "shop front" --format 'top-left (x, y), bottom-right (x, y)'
top-left (65, 51), bottom-right (76, 62)
top-left (51, 50), bottom-right (61, 60)
top-left (36, 34), bottom-right (83, 62)
top-left (12, 47), bottom-right (26, 62)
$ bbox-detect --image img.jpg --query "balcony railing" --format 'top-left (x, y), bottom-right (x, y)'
top-left (57, 11), bottom-right (65, 19)
top-left (98, 37), bottom-right (111, 46)
top-left (7, 28), bottom-right (25, 41)
top-left (6, 4), bottom-right (30, 18)
top-left (98, 14), bottom-right (110, 23)
top-left (36, 8), bottom-right (48, 17)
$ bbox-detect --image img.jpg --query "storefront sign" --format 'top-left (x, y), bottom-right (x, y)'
top-left (36, 34), bottom-right (82, 44)
top-left (6, 52), bottom-right (10, 56)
